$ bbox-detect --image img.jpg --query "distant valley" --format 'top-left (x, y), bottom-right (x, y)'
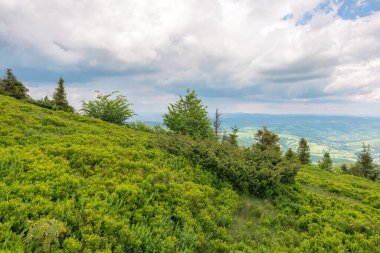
top-left (144, 113), bottom-right (380, 163)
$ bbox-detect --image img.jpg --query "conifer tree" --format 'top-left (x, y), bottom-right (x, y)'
top-left (318, 152), bottom-right (333, 171)
top-left (0, 68), bottom-right (29, 99)
top-left (297, 138), bottom-right (310, 165)
top-left (213, 108), bottom-right (222, 137)
top-left (340, 163), bottom-right (349, 174)
top-left (222, 131), bottom-right (229, 143)
top-left (285, 148), bottom-right (296, 161)
top-left (53, 77), bottom-right (74, 112)
top-left (229, 126), bottom-right (239, 146)
top-left (352, 144), bottom-right (378, 180)
top-left (254, 126), bottom-right (280, 152)
top-left (163, 89), bottom-right (214, 139)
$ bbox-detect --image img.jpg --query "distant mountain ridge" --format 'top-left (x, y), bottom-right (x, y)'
top-left (144, 113), bottom-right (380, 163)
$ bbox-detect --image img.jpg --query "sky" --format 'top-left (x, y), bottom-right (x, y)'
top-left (0, 0), bottom-right (380, 119)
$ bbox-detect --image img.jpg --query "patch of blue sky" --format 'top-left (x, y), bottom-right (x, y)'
top-left (338, 0), bottom-right (380, 20)
top-left (296, 0), bottom-right (380, 25)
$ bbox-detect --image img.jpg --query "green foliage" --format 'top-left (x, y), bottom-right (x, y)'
top-left (163, 89), bottom-right (214, 139)
top-left (285, 148), bottom-right (296, 161)
top-left (81, 91), bottom-right (135, 125)
top-left (52, 77), bottom-right (74, 113)
top-left (228, 126), bottom-right (239, 146)
top-left (0, 95), bottom-right (238, 252)
top-left (0, 69), bottom-right (29, 100)
top-left (28, 96), bottom-right (56, 110)
top-left (213, 108), bottom-right (222, 137)
top-left (1, 94), bottom-right (379, 252)
top-left (297, 138), bottom-right (311, 165)
top-left (351, 144), bottom-right (379, 180)
top-left (340, 163), bottom-right (349, 174)
top-left (254, 127), bottom-right (281, 152)
top-left (150, 129), bottom-right (300, 197)
top-left (229, 166), bottom-right (380, 252)
top-left (127, 121), bottom-right (156, 133)
top-left (318, 152), bottom-right (333, 171)
top-left (24, 218), bottom-right (67, 252)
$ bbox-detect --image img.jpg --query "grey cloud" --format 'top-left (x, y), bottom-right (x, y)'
top-left (1, 0), bottom-right (380, 115)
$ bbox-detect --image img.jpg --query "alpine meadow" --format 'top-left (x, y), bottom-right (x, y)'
top-left (1, 0), bottom-right (380, 252)
top-left (0, 88), bottom-right (379, 252)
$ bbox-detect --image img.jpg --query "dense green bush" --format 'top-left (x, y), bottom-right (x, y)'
top-left (149, 132), bottom-right (300, 197)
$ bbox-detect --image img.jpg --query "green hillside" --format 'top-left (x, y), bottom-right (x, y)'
top-left (1, 95), bottom-right (380, 252)
top-left (0, 95), bottom-right (239, 252)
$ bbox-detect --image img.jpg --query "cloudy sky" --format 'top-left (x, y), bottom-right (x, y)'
top-left (1, 0), bottom-right (380, 118)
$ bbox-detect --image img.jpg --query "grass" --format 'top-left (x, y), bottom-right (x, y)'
top-left (0, 95), bottom-right (379, 252)
top-left (229, 166), bottom-right (380, 252)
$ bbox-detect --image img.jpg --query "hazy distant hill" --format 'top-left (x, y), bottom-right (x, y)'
top-left (144, 113), bottom-right (380, 163)
top-left (221, 114), bottom-right (380, 163)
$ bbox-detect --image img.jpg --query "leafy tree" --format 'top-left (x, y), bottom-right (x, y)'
top-left (81, 91), bottom-right (135, 125)
top-left (229, 126), bottom-right (239, 146)
top-left (297, 138), bottom-right (310, 165)
top-left (254, 127), bottom-right (280, 152)
top-left (213, 108), bottom-right (222, 137)
top-left (352, 144), bottom-right (378, 180)
top-left (163, 89), bottom-right (214, 139)
top-left (0, 68), bottom-right (29, 99)
top-left (318, 152), bottom-right (333, 171)
top-left (52, 77), bottom-right (74, 112)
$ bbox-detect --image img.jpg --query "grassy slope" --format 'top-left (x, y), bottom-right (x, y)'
top-left (1, 95), bottom-right (379, 252)
top-left (230, 166), bottom-right (380, 252)
top-left (0, 95), bottom-right (239, 252)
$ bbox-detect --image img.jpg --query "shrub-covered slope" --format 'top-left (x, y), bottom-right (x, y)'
top-left (0, 95), bottom-right (239, 252)
top-left (230, 166), bottom-right (380, 252)
top-left (1, 95), bottom-right (380, 253)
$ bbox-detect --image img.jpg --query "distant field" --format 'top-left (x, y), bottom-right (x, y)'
top-left (144, 113), bottom-right (380, 163)
top-left (221, 114), bottom-right (380, 163)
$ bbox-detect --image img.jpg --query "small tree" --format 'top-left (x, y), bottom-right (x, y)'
top-left (318, 152), bottom-right (333, 171)
top-left (0, 68), bottom-right (29, 99)
top-left (254, 126), bottom-right (280, 152)
top-left (213, 108), bottom-right (222, 137)
top-left (352, 144), bottom-right (378, 180)
top-left (222, 131), bottom-right (229, 143)
top-left (285, 148), bottom-right (296, 161)
top-left (340, 163), bottom-right (349, 174)
top-left (81, 91), bottom-right (135, 125)
top-left (229, 126), bottom-right (239, 146)
top-left (297, 138), bottom-right (311, 165)
top-left (52, 77), bottom-right (74, 112)
top-left (163, 89), bottom-right (214, 139)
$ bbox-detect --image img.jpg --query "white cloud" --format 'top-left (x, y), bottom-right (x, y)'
top-left (1, 0), bottom-right (380, 115)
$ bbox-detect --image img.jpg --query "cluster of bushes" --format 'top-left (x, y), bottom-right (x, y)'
top-left (149, 129), bottom-right (301, 198)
